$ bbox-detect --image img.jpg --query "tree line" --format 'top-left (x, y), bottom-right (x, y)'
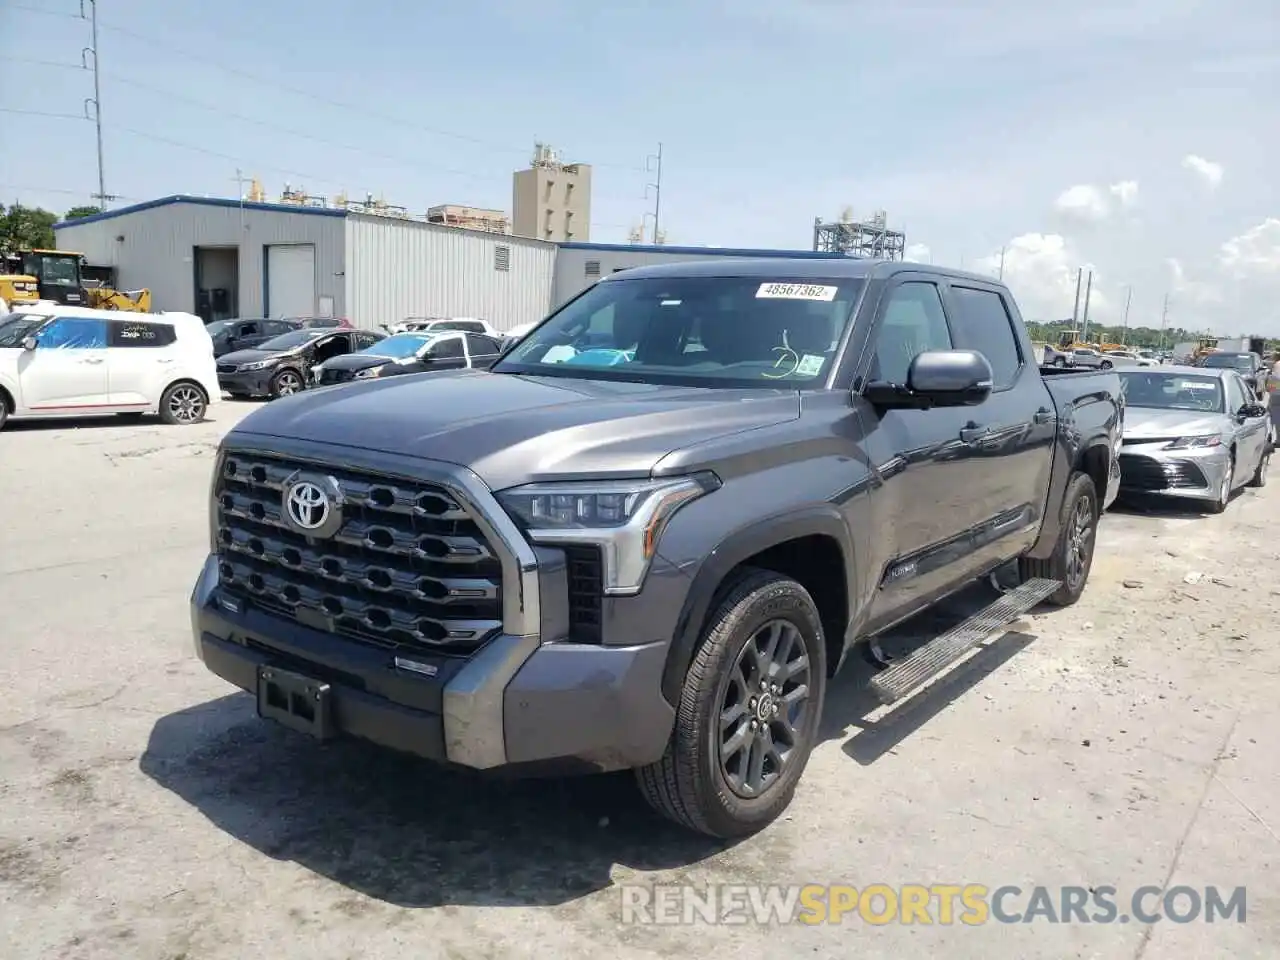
top-left (0, 203), bottom-right (101, 253)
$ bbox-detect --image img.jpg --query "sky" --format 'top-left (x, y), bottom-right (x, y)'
top-left (2, 0), bottom-right (1278, 335)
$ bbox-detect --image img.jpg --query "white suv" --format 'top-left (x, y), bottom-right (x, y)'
top-left (0, 305), bottom-right (220, 430)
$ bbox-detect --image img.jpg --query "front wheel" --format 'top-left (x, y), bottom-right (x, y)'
top-left (0, 391), bottom-right (9, 431)
top-left (270, 368), bottom-right (304, 398)
top-left (1206, 454), bottom-right (1235, 514)
top-left (636, 568), bottom-right (827, 838)
top-left (1018, 471), bottom-right (1098, 607)
top-left (1100, 359), bottom-right (1113, 369)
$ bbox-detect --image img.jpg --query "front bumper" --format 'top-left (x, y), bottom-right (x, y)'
top-left (1118, 444), bottom-right (1230, 501)
top-left (216, 368), bottom-right (277, 396)
top-left (190, 548), bottom-right (677, 775)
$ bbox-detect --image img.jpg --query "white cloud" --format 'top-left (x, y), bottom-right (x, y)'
top-left (1218, 219), bottom-right (1280, 279)
top-left (1181, 154), bottom-right (1224, 188)
top-left (1053, 184), bottom-right (1110, 222)
top-left (1108, 180), bottom-right (1139, 207)
top-left (904, 242), bottom-right (931, 262)
top-left (1166, 257), bottom-right (1222, 305)
top-left (975, 233), bottom-right (1104, 323)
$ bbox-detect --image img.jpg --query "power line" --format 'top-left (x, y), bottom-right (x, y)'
top-left (0, 106), bottom-right (87, 120)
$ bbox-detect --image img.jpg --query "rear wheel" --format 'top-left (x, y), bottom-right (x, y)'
top-left (0, 391), bottom-right (9, 431)
top-left (159, 382), bottom-right (208, 425)
top-left (636, 569), bottom-right (826, 838)
top-left (1018, 471), bottom-right (1098, 607)
top-left (270, 368), bottom-right (304, 398)
top-left (1100, 359), bottom-right (1113, 369)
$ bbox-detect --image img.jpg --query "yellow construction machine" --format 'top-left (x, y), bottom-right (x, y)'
top-left (0, 249), bottom-right (151, 312)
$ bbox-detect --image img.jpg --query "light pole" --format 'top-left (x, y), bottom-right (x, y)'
top-left (1121, 285), bottom-right (1132, 344)
top-left (645, 142), bottom-right (663, 243)
top-left (80, 0), bottom-right (114, 210)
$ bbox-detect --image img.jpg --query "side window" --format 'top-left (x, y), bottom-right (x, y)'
top-left (429, 335), bottom-right (465, 360)
top-left (265, 320), bottom-right (293, 336)
top-left (947, 286), bottom-right (1022, 388)
top-left (37, 317), bottom-right (107, 349)
top-left (358, 333), bottom-right (382, 349)
top-left (466, 333), bottom-right (502, 357)
top-left (240, 321), bottom-right (260, 336)
top-left (866, 282), bottom-right (952, 384)
top-left (108, 320), bottom-right (176, 348)
top-left (457, 321), bottom-right (486, 333)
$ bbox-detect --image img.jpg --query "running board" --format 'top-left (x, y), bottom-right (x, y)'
top-left (868, 577), bottom-right (1060, 705)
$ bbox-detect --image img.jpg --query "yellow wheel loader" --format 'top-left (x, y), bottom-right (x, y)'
top-left (0, 249), bottom-right (151, 312)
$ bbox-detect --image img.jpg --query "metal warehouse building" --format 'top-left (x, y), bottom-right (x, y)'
top-left (53, 196), bottom-right (557, 332)
top-left (53, 196), bottom-right (851, 330)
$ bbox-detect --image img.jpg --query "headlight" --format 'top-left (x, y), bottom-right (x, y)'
top-left (354, 366), bottom-right (381, 379)
top-left (238, 359), bottom-right (276, 372)
top-left (496, 474), bottom-right (720, 595)
top-left (1165, 435), bottom-right (1222, 449)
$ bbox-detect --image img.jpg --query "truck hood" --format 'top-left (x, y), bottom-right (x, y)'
top-left (229, 370), bottom-right (802, 489)
top-left (1122, 407), bottom-right (1227, 440)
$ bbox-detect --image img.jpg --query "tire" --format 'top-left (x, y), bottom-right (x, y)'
top-left (1018, 471), bottom-right (1098, 607)
top-left (1248, 447), bottom-right (1269, 488)
top-left (1053, 357), bottom-right (1066, 368)
top-left (0, 390), bottom-right (9, 432)
top-left (1100, 359), bottom-right (1113, 370)
top-left (636, 568), bottom-right (827, 838)
top-left (1206, 453), bottom-right (1234, 514)
top-left (159, 382), bottom-right (208, 426)
top-left (270, 368), bottom-right (304, 398)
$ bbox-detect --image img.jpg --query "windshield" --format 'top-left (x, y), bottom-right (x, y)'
top-left (257, 329), bottom-right (325, 351)
top-left (1119, 371), bottom-right (1224, 412)
top-left (25, 255), bottom-right (79, 287)
top-left (1199, 353), bottom-right (1251, 371)
top-left (364, 333), bottom-right (430, 358)
top-left (0, 312), bottom-right (52, 347)
top-left (494, 275), bottom-right (863, 387)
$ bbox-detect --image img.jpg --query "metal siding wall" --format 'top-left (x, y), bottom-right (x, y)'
top-left (53, 203), bottom-right (345, 317)
top-left (345, 215), bottom-right (554, 332)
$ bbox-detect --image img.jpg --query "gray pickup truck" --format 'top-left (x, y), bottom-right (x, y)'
top-left (191, 259), bottom-right (1123, 838)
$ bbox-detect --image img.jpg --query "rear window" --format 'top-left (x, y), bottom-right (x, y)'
top-left (109, 320), bottom-right (176, 348)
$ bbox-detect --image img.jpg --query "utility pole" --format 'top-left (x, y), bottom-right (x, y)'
top-left (1080, 270), bottom-right (1094, 342)
top-left (1121, 285), bottom-right (1132, 344)
top-left (645, 142), bottom-right (663, 244)
top-left (1071, 267), bottom-right (1083, 329)
top-left (81, 0), bottom-right (113, 210)
top-left (997, 245), bottom-right (1006, 280)
top-left (232, 169), bottom-right (249, 232)
top-left (1158, 292), bottom-right (1170, 351)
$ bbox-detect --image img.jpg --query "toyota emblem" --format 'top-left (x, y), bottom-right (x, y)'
top-left (285, 480), bottom-right (330, 531)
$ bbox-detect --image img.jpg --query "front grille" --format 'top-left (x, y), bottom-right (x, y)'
top-left (564, 545), bottom-right (603, 643)
top-left (216, 362), bottom-right (237, 374)
top-left (214, 452), bottom-right (504, 657)
top-left (1118, 454), bottom-right (1208, 491)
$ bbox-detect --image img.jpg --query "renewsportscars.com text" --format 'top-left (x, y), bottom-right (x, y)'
top-left (620, 883), bottom-right (1247, 926)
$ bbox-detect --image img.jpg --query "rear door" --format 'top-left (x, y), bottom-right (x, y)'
top-left (18, 316), bottom-right (110, 412)
top-left (1227, 373), bottom-right (1266, 480)
top-left (106, 318), bottom-right (178, 407)
top-left (464, 333), bottom-right (504, 368)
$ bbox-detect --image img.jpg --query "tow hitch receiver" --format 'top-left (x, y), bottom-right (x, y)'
top-left (257, 665), bottom-right (334, 740)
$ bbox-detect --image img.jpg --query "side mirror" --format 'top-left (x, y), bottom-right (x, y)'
top-left (863, 350), bottom-right (993, 409)
top-left (21, 336), bottom-right (36, 351)
top-left (1240, 403), bottom-right (1267, 419)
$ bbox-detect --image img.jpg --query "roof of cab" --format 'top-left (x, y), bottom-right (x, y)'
top-left (601, 257), bottom-right (1005, 286)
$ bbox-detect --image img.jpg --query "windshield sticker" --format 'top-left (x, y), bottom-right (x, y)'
top-left (795, 354), bottom-right (825, 376)
top-left (756, 282), bottom-right (838, 301)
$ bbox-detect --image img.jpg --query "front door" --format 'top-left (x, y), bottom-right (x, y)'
top-left (851, 277), bottom-right (992, 627)
top-left (17, 316), bottom-right (110, 412)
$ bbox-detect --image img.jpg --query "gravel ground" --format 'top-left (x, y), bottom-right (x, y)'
top-left (1, 402), bottom-right (1276, 959)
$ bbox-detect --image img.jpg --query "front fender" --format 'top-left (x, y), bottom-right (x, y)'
top-left (658, 504), bottom-right (856, 706)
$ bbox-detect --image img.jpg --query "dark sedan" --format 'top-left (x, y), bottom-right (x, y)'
top-left (206, 317), bottom-right (302, 358)
top-left (1197, 351), bottom-right (1268, 399)
top-left (311, 330), bottom-right (504, 386)
top-left (217, 328), bottom-right (386, 398)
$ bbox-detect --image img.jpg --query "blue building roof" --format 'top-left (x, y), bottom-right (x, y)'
top-left (557, 241), bottom-right (847, 259)
top-left (53, 194), bottom-right (346, 229)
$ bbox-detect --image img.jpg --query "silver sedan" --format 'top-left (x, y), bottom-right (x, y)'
top-left (1116, 365), bottom-right (1273, 513)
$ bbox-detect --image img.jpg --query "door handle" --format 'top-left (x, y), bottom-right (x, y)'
top-left (959, 424), bottom-right (990, 443)
top-left (80, 357), bottom-right (105, 364)
top-left (1033, 407), bottom-right (1054, 424)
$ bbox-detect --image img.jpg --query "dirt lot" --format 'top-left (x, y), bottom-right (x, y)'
top-left (1, 402), bottom-right (1276, 959)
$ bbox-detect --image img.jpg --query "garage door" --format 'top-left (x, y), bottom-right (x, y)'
top-left (266, 244), bottom-right (315, 317)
